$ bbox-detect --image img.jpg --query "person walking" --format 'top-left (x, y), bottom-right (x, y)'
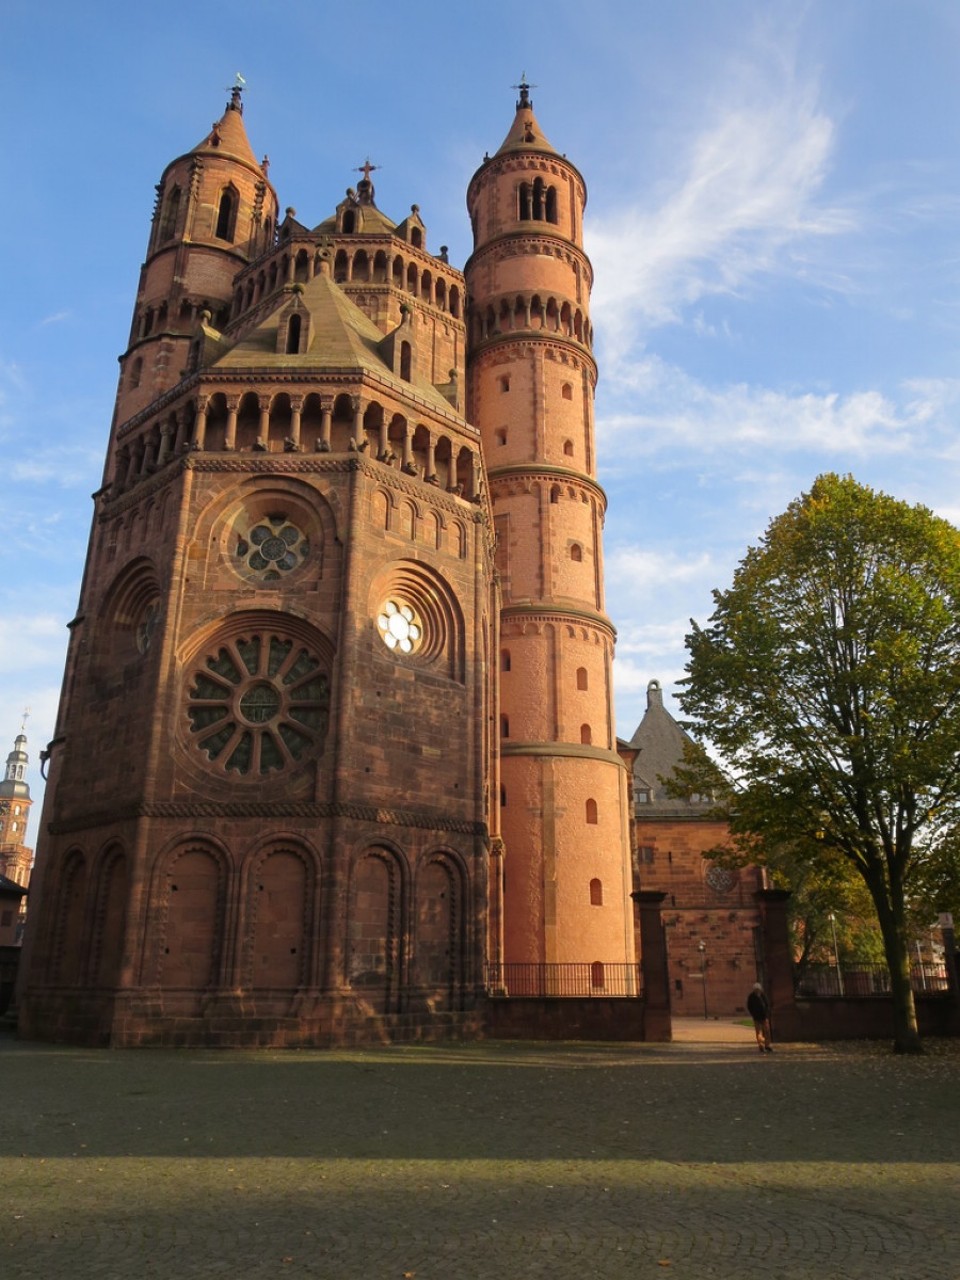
top-left (747, 982), bottom-right (773, 1053)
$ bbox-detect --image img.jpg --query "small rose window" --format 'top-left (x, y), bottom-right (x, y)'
top-left (377, 599), bottom-right (422, 654)
top-left (236, 517), bottom-right (308, 581)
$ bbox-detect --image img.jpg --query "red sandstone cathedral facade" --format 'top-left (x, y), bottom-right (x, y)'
top-left (19, 85), bottom-right (640, 1046)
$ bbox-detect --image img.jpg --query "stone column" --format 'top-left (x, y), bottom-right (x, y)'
top-left (318, 395), bottom-right (333, 452)
top-left (192, 396), bottom-right (208, 450)
top-left (401, 423), bottom-right (417, 475)
top-left (157, 422), bottom-right (173, 467)
top-left (224, 396), bottom-right (239, 451)
top-left (425, 432), bottom-right (438, 484)
top-left (288, 395), bottom-right (303, 451)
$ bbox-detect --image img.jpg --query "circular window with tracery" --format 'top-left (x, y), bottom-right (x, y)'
top-left (186, 632), bottom-right (329, 776)
top-left (705, 865), bottom-right (736, 894)
top-left (235, 516), bottom-right (309, 581)
top-left (377, 599), bottom-right (422, 654)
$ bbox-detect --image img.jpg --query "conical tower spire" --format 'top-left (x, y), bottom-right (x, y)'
top-left (113, 85), bottom-right (278, 430)
top-left (495, 74), bottom-right (558, 156)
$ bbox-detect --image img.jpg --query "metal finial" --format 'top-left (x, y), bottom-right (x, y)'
top-left (20, 708), bottom-right (29, 734)
top-left (226, 73), bottom-right (246, 112)
top-left (512, 74), bottom-right (536, 110)
top-left (357, 158), bottom-right (380, 183)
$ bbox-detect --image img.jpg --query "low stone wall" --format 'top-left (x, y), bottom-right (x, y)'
top-left (774, 994), bottom-right (959, 1042)
top-left (483, 996), bottom-right (666, 1042)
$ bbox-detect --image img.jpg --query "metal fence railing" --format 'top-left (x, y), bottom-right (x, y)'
top-left (795, 963), bottom-right (949, 998)
top-left (484, 962), bottom-right (643, 998)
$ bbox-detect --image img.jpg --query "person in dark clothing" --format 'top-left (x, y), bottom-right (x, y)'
top-left (747, 982), bottom-right (773, 1053)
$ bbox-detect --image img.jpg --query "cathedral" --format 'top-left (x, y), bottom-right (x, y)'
top-left (19, 83), bottom-right (641, 1046)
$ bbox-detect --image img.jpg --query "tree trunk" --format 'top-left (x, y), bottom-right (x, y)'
top-left (877, 899), bottom-right (922, 1053)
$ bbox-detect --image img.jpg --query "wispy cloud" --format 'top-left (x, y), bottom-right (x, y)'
top-left (39, 311), bottom-right (72, 327)
top-left (587, 38), bottom-right (851, 370)
top-left (598, 356), bottom-right (960, 460)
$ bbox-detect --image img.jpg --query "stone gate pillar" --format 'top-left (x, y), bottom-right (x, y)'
top-left (632, 890), bottom-right (671, 1042)
top-left (755, 888), bottom-right (796, 1039)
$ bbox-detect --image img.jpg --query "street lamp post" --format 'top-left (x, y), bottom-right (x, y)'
top-left (697, 940), bottom-right (708, 1019)
top-left (828, 912), bottom-right (844, 996)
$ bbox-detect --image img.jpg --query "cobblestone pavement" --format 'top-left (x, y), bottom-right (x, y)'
top-left (2, 1028), bottom-right (958, 1280)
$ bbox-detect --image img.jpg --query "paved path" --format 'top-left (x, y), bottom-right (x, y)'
top-left (2, 1029), bottom-right (958, 1279)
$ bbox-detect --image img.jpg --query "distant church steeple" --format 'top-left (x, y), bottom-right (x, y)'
top-left (0, 716), bottom-right (34, 890)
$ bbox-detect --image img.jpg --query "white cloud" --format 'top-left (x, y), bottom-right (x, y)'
top-left (597, 356), bottom-right (960, 460)
top-left (587, 48), bottom-right (851, 369)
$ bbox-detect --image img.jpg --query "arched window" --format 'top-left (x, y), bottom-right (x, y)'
top-left (411, 227), bottom-right (422, 248)
top-left (580, 724), bottom-right (592, 745)
top-left (563, 439), bottom-right (574, 457)
top-left (495, 428), bottom-right (507, 446)
top-left (561, 383), bottom-right (573, 401)
top-left (159, 186), bottom-right (181, 241)
top-left (500, 785), bottom-right (507, 808)
top-left (400, 341), bottom-right (412, 382)
top-left (550, 486), bottom-right (560, 505)
top-left (545, 186), bottom-right (558, 224)
top-left (586, 798), bottom-right (598, 825)
top-left (215, 189), bottom-right (237, 242)
top-left (518, 181), bottom-right (532, 220)
top-left (532, 178), bottom-right (545, 220)
top-left (499, 375), bottom-right (510, 393)
top-left (129, 357), bottom-right (142, 390)
top-left (576, 667), bottom-right (588, 691)
top-left (342, 209), bottom-right (356, 233)
top-left (570, 543), bottom-right (583, 562)
top-left (500, 649), bottom-right (511, 672)
top-left (589, 878), bottom-right (603, 906)
top-left (591, 961), bottom-right (605, 989)
top-left (286, 313), bottom-right (302, 354)
top-left (500, 715), bottom-right (510, 739)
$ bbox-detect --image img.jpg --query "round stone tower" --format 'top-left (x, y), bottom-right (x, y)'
top-left (465, 85), bottom-right (636, 972)
top-left (114, 82), bottom-right (278, 429)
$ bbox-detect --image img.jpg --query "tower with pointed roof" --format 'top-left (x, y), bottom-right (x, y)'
top-left (465, 84), bottom-right (636, 972)
top-left (0, 722), bottom-right (33, 891)
top-left (20, 84), bottom-right (641, 1047)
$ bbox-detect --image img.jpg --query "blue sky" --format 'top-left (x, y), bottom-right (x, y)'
top-left (3, 0), bottom-right (960, 827)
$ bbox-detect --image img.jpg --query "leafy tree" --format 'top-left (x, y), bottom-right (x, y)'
top-left (679, 474), bottom-right (960, 1052)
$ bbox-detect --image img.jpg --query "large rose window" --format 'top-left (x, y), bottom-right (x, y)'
top-left (186, 632), bottom-right (328, 776)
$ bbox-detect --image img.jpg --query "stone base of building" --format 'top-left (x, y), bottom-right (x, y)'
top-left (16, 987), bottom-right (485, 1049)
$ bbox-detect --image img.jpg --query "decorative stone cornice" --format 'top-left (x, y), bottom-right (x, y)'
top-left (500, 603), bottom-right (616, 640)
top-left (501, 741), bottom-right (631, 771)
top-left (49, 799), bottom-right (489, 838)
top-left (464, 232), bottom-right (592, 283)
top-left (487, 464), bottom-right (606, 508)
top-left (467, 331), bottom-right (597, 377)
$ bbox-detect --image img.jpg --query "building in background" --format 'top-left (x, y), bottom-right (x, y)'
top-left (0, 723), bottom-right (33, 938)
top-left (625, 680), bottom-right (763, 1016)
top-left (18, 84), bottom-right (638, 1046)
